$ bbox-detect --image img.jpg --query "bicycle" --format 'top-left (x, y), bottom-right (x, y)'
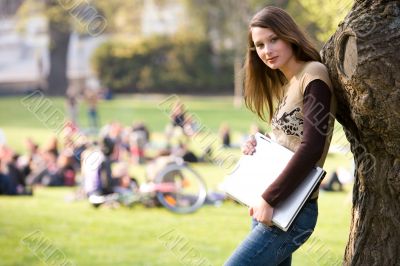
top-left (88, 157), bottom-right (208, 214)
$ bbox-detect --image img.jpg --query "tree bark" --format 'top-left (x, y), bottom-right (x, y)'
top-left (47, 20), bottom-right (71, 96)
top-left (321, 0), bottom-right (400, 265)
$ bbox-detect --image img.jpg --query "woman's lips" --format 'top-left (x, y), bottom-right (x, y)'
top-left (267, 56), bottom-right (278, 63)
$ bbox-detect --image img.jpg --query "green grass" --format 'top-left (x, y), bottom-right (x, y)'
top-left (0, 94), bottom-right (353, 265)
top-left (0, 187), bottom-right (352, 266)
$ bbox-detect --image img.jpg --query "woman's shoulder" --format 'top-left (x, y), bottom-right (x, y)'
top-left (303, 61), bottom-right (329, 76)
top-left (301, 61), bottom-right (332, 90)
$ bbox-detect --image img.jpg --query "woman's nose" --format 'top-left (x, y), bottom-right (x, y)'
top-left (261, 46), bottom-right (272, 58)
top-left (264, 45), bottom-right (273, 56)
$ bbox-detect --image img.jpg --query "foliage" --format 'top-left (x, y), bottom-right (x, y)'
top-left (288, 0), bottom-right (354, 45)
top-left (91, 34), bottom-right (234, 93)
top-left (10, 0), bottom-right (354, 96)
top-left (180, 0), bottom-right (353, 51)
top-left (91, 0), bottom-right (144, 35)
top-left (179, 0), bottom-right (289, 53)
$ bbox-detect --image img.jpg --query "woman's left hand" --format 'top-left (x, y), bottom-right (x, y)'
top-left (249, 198), bottom-right (274, 226)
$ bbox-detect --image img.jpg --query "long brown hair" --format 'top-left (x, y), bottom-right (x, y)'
top-left (244, 6), bottom-right (321, 122)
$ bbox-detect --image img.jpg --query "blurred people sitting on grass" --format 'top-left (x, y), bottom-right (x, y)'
top-left (3, 136), bottom-right (79, 189)
top-left (81, 143), bottom-right (104, 196)
top-left (80, 142), bottom-right (140, 207)
top-left (171, 100), bottom-right (187, 129)
top-left (81, 135), bottom-right (125, 196)
top-left (0, 145), bottom-right (32, 195)
top-left (56, 151), bottom-right (76, 186)
top-left (43, 136), bottom-right (59, 158)
top-left (25, 137), bottom-right (69, 187)
top-left (129, 121), bottom-right (150, 165)
top-left (99, 121), bottom-right (126, 161)
top-left (321, 170), bottom-right (343, 192)
top-left (219, 123), bottom-right (231, 148)
top-left (172, 142), bottom-right (198, 163)
top-left (321, 166), bottom-right (354, 192)
top-left (182, 114), bottom-right (200, 136)
top-left (165, 100), bottom-right (188, 144)
top-left (145, 142), bottom-right (211, 167)
top-left (111, 161), bottom-right (139, 205)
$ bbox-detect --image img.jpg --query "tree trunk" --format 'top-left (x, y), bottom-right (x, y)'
top-left (0, 0), bottom-right (24, 17)
top-left (321, 0), bottom-right (400, 265)
top-left (44, 0), bottom-right (72, 96)
top-left (46, 20), bottom-right (71, 96)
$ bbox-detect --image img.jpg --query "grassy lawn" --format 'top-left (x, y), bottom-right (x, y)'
top-left (0, 187), bottom-right (351, 266)
top-left (0, 94), bottom-right (353, 265)
top-left (0, 95), bottom-right (261, 152)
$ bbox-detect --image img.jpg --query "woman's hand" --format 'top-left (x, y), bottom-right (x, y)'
top-left (242, 135), bottom-right (257, 155)
top-left (249, 198), bottom-right (274, 226)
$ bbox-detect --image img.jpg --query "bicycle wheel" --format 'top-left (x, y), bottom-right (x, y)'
top-left (154, 162), bottom-right (207, 214)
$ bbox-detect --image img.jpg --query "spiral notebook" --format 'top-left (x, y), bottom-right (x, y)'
top-left (220, 132), bottom-right (325, 231)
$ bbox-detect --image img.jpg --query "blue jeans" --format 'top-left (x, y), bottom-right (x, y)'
top-left (225, 201), bottom-right (318, 266)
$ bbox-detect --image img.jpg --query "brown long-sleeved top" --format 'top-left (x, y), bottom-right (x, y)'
top-left (262, 61), bottom-right (336, 207)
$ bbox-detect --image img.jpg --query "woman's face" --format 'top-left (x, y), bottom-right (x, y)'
top-left (251, 27), bottom-right (295, 71)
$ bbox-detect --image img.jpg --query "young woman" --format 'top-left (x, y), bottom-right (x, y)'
top-left (225, 6), bottom-right (336, 266)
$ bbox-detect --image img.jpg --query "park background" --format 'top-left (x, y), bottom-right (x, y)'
top-left (0, 0), bottom-right (355, 265)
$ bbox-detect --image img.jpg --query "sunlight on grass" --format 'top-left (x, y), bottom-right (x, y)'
top-left (0, 186), bottom-right (352, 265)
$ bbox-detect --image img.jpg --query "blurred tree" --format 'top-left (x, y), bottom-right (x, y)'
top-left (43, 0), bottom-right (72, 96)
top-left (16, 0), bottom-right (145, 95)
top-left (0, 0), bottom-right (25, 17)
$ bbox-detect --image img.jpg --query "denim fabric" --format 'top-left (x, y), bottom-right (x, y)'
top-left (225, 201), bottom-right (318, 266)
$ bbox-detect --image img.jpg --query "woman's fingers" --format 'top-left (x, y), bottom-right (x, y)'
top-left (249, 207), bottom-right (254, 216)
top-left (242, 145), bottom-right (255, 155)
top-left (252, 198), bottom-right (274, 226)
top-left (242, 135), bottom-right (257, 155)
top-left (249, 135), bottom-right (256, 145)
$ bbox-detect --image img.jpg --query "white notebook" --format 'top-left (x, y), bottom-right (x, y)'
top-left (220, 132), bottom-right (325, 231)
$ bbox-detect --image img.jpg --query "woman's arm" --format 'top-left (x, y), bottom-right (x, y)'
top-left (262, 79), bottom-right (332, 207)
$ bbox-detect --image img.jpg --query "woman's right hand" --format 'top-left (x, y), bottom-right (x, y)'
top-left (241, 135), bottom-right (257, 155)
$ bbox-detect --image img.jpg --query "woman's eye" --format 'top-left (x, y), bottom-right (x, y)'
top-left (256, 43), bottom-right (264, 49)
top-left (271, 37), bottom-right (278, 43)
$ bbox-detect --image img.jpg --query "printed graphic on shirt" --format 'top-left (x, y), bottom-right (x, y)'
top-left (272, 107), bottom-right (303, 137)
top-left (272, 96), bottom-right (303, 138)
